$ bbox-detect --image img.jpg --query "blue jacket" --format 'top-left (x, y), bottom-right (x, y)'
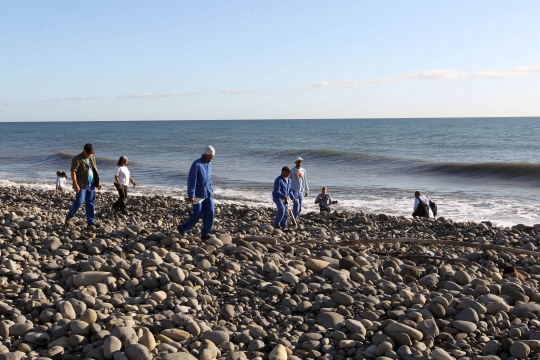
top-left (187, 155), bottom-right (214, 198)
top-left (272, 175), bottom-right (296, 203)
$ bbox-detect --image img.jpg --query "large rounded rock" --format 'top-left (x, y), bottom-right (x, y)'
top-left (162, 354), bottom-right (198, 360)
top-left (432, 349), bottom-right (453, 360)
top-left (345, 319), bottom-right (366, 335)
top-left (200, 331), bottom-right (229, 346)
top-left (70, 320), bottom-right (91, 336)
top-left (333, 292), bottom-right (354, 306)
top-left (317, 312), bottom-right (344, 329)
top-left (454, 270), bottom-right (472, 285)
top-left (104, 336), bottom-right (122, 359)
top-left (510, 342), bottom-right (531, 359)
top-left (269, 344), bottom-right (288, 360)
top-left (124, 343), bottom-right (152, 360)
top-left (305, 259), bottom-right (330, 273)
top-left (73, 271), bottom-right (112, 287)
top-left (386, 322), bottom-right (423, 341)
top-left (452, 320), bottom-right (477, 333)
top-left (9, 323), bottom-right (33, 337)
top-left (111, 327), bottom-right (138, 347)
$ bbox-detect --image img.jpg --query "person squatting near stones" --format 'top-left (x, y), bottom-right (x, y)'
top-left (55, 171), bottom-right (67, 192)
top-left (272, 166), bottom-right (297, 231)
top-left (412, 190), bottom-right (434, 218)
top-left (65, 143), bottom-right (102, 227)
top-left (291, 156), bottom-right (309, 221)
top-left (177, 145), bottom-right (215, 240)
top-left (315, 186), bottom-right (338, 213)
top-left (112, 156), bottom-right (137, 212)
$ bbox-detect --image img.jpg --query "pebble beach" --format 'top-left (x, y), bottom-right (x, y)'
top-left (2, 186), bottom-right (540, 360)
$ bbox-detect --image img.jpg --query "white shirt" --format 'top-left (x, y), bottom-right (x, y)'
top-left (414, 195), bottom-right (434, 218)
top-left (115, 165), bottom-right (130, 186)
top-left (291, 167), bottom-right (308, 191)
top-left (56, 176), bottom-right (67, 189)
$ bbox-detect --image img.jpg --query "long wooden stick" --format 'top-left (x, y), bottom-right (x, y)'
top-left (286, 237), bottom-right (540, 258)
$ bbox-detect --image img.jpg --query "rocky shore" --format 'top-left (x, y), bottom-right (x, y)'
top-left (1, 186), bottom-right (540, 360)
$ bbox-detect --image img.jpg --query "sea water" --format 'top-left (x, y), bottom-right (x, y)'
top-left (1, 118), bottom-right (539, 227)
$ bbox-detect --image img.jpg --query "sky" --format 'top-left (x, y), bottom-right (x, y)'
top-left (1, 1), bottom-right (540, 121)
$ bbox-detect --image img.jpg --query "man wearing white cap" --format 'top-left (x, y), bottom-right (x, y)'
top-left (177, 145), bottom-right (215, 240)
top-left (291, 156), bottom-right (309, 221)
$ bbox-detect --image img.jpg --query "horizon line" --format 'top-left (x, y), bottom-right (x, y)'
top-left (1, 115), bottom-right (540, 124)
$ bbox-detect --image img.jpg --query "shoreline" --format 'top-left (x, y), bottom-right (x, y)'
top-left (1, 185), bottom-right (540, 360)
top-left (1, 179), bottom-right (538, 229)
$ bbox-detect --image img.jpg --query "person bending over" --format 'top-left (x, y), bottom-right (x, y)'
top-left (177, 146), bottom-right (216, 240)
top-left (412, 191), bottom-right (434, 218)
top-left (272, 166), bottom-right (297, 231)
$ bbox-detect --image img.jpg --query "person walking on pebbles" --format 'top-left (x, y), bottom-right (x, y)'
top-left (272, 166), bottom-right (297, 231)
top-left (65, 143), bottom-right (102, 227)
top-left (177, 146), bottom-right (216, 240)
top-left (291, 157), bottom-right (309, 221)
top-left (112, 156), bottom-right (137, 213)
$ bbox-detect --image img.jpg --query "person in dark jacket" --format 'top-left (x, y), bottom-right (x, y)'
top-left (272, 166), bottom-right (297, 231)
top-left (65, 143), bottom-right (102, 227)
top-left (177, 146), bottom-right (215, 240)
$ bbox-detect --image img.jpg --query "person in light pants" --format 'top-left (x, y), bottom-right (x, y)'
top-left (291, 157), bottom-right (309, 220)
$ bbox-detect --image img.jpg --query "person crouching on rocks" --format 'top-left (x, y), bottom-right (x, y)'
top-left (412, 191), bottom-right (434, 218)
top-left (56, 171), bottom-right (67, 192)
top-left (315, 186), bottom-right (338, 213)
top-left (113, 156), bottom-right (137, 212)
top-left (272, 166), bottom-right (297, 231)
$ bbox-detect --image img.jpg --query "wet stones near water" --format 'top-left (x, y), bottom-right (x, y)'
top-left (3, 187), bottom-right (540, 360)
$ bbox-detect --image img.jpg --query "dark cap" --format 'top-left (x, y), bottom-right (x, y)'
top-left (281, 166), bottom-right (291, 173)
top-left (83, 143), bottom-right (95, 154)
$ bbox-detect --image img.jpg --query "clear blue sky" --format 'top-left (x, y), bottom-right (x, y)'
top-left (1, 1), bottom-right (539, 121)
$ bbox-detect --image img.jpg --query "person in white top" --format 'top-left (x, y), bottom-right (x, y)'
top-left (113, 156), bottom-right (136, 212)
top-left (56, 171), bottom-right (68, 192)
top-left (412, 191), bottom-right (434, 218)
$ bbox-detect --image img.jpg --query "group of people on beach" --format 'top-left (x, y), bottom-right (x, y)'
top-left (61, 142), bottom-right (435, 238)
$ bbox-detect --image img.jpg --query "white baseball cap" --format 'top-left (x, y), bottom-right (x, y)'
top-left (295, 157), bottom-right (304, 162)
top-left (204, 145), bottom-right (215, 155)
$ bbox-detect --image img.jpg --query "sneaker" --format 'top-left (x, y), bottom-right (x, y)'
top-left (64, 218), bottom-right (73, 227)
top-left (88, 221), bottom-right (100, 228)
top-left (201, 234), bottom-right (211, 241)
top-left (273, 223), bottom-right (281, 229)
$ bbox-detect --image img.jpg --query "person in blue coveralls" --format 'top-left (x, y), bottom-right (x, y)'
top-left (272, 166), bottom-right (297, 231)
top-left (177, 145), bottom-right (216, 240)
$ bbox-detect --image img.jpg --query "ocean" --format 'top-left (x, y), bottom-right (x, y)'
top-left (1, 118), bottom-right (539, 227)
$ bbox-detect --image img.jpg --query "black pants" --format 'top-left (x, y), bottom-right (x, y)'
top-left (113, 183), bottom-right (128, 210)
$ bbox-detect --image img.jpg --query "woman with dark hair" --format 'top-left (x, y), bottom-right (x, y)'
top-left (113, 156), bottom-right (136, 211)
top-left (56, 171), bottom-right (67, 192)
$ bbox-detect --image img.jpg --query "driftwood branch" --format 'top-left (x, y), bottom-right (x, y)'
top-left (286, 237), bottom-right (540, 258)
top-left (233, 236), bottom-right (277, 246)
top-left (373, 253), bottom-right (470, 263)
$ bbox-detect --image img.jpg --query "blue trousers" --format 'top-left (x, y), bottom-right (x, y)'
top-left (67, 183), bottom-right (96, 225)
top-left (292, 190), bottom-right (304, 220)
top-left (180, 197), bottom-right (214, 236)
top-left (274, 198), bottom-right (289, 230)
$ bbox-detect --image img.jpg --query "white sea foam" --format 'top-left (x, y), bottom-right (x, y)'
top-left (1, 179), bottom-right (538, 228)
